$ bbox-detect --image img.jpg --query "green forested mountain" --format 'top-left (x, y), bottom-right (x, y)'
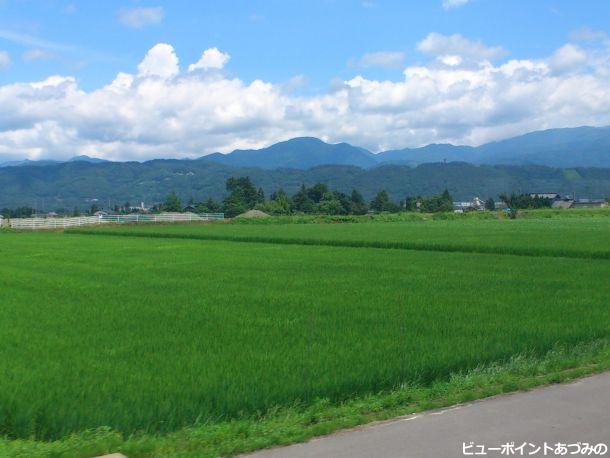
top-left (0, 159), bottom-right (608, 210)
top-left (377, 126), bottom-right (610, 167)
top-left (200, 137), bottom-right (378, 169)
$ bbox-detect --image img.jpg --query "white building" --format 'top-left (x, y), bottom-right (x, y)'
top-left (529, 193), bottom-right (560, 200)
top-left (453, 196), bottom-right (486, 212)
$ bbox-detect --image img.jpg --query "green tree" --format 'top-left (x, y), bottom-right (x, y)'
top-left (163, 192), bottom-right (182, 212)
top-left (420, 190), bottom-right (453, 213)
top-left (292, 184), bottom-right (315, 213)
top-left (350, 189), bottom-right (368, 215)
top-left (307, 183), bottom-right (329, 203)
top-left (315, 191), bottom-right (350, 215)
top-left (485, 197), bottom-right (495, 211)
top-left (405, 196), bottom-right (418, 211)
top-left (196, 198), bottom-right (222, 213)
top-left (370, 190), bottom-right (390, 212)
top-left (223, 193), bottom-right (248, 217)
top-left (223, 177), bottom-right (263, 216)
top-left (259, 189), bottom-right (292, 215)
top-left (370, 190), bottom-right (401, 213)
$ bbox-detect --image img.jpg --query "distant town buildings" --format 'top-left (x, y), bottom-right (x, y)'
top-left (452, 193), bottom-right (608, 212)
top-left (523, 192), bottom-right (610, 209)
top-left (453, 197), bottom-right (486, 212)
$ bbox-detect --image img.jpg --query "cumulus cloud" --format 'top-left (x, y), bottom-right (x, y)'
top-left (137, 43), bottom-right (179, 79)
top-left (548, 43), bottom-right (588, 73)
top-left (355, 51), bottom-right (405, 69)
top-left (188, 48), bottom-right (230, 72)
top-left (0, 50), bottom-right (10, 69)
top-left (418, 32), bottom-right (505, 62)
top-left (1, 37), bottom-right (610, 162)
top-left (437, 54), bottom-right (463, 66)
top-left (117, 6), bottom-right (164, 28)
top-left (442, 0), bottom-right (471, 10)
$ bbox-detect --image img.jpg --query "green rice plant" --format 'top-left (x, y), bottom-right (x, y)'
top-left (0, 231), bottom-right (608, 441)
top-left (2, 338), bottom-right (609, 457)
top-left (71, 215), bottom-right (610, 259)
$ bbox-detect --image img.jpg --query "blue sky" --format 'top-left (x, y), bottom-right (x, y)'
top-left (1, 0), bottom-right (606, 89)
top-left (0, 0), bottom-right (609, 161)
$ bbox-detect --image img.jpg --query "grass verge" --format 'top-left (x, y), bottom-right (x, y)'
top-left (2, 338), bottom-right (609, 458)
top-left (229, 208), bottom-right (610, 224)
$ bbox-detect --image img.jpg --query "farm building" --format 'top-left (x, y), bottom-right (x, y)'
top-left (571, 199), bottom-right (608, 209)
top-left (552, 199), bottom-right (608, 209)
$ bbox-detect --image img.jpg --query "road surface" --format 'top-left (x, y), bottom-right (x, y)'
top-left (246, 372), bottom-right (610, 457)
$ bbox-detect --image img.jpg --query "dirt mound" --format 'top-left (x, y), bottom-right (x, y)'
top-left (235, 209), bottom-right (271, 218)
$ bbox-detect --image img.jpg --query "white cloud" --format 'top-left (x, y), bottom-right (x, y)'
top-left (569, 27), bottom-right (608, 42)
top-left (188, 48), bottom-right (230, 72)
top-left (1, 37), bottom-right (610, 162)
top-left (281, 74), bottom-right (309, 92)
top-left (117, 6), bottom-right (164, 28)
top-left (418, 32), bottom-right (505, 62)
top-left (442, 0), bottom-right (471, 10)
top-left (22, 49), bottom-right (55, 62)
top-left (0, 50), bottom-right (10, 69)
top-left (137, 43), bottom-right (179, 79)
top-left (437, 54), bottom-right (463, 66)
top-left (0, 29), bottom-right (75, 52)
top-left (548, 43), bottom-right (587, 73)
top-left (356, 51), bottom-right (405, 69)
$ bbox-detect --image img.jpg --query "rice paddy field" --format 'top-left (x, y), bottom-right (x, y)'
top-left (75, 216), bottom-right (610, 259)
top-left (0, 213), bottom-right (609, 453)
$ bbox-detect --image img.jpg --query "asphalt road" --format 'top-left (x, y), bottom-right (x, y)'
top-left (246, 372), bottom-right (610, 458)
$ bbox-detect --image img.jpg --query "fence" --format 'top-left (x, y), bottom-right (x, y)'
top-left (99, 213), bottom-right (224, 224)
top-left (7, 212), bottom-right (224, 230)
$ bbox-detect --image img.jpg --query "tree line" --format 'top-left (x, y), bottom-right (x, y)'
top-left (0, 177), bottom-right (559, 219)
top-left (156, 176), bottom-right (455, 217)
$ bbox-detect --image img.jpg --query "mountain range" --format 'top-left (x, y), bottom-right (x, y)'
top-left (0, 155), bottom-right (108, 168)
top-left (2, 126), bottom-right (609, 170)
top-left (0, 125), bottom-right (608, 210)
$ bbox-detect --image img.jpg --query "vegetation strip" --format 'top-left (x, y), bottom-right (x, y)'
top-left (68, 228), bottom-right (610, 260)
top-left (2, 339), bottom-right (609, 458)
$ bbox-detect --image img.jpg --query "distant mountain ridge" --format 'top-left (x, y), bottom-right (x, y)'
top-left (201, 126), bottom-right (610, 169)
top-left (68, 155), bottom-right (110, 164)
top-left (1, 126), bottom-right (609, 169)
top-left (376, 126), bottom-right (610, 168)
top-left (0, 155), bottom-right (108, 168)
top-left (200, 137), bottom-right (378, 169)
